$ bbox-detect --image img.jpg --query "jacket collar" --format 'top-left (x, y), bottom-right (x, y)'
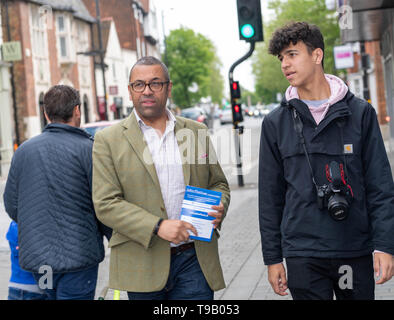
top-left (44, 123), bottom-right (93, 140)
top-left (281, 91), bottom-right (354, 139)
top-left (281, 91), bottom-right (354, 124)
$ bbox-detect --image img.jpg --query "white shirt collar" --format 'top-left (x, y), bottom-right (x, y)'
top-left (133, 108), bottom-right (176, 129)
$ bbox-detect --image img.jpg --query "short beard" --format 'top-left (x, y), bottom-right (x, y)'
top-left (135, 104), bottom-right (166, 122)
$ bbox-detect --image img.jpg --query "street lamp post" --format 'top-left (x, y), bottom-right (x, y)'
top-left (95, 0), bottom-right (108, 120)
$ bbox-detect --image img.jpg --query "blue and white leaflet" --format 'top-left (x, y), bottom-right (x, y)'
top-left (180, 185), bottom-right (222, 242)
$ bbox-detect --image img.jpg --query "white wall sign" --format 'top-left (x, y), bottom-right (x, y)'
top-left (334, 44), bottom-right (354, 69)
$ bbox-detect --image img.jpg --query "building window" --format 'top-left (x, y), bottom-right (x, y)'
top-left (57, 15), bottom-right (68, 58)
top-left (112, 63), bottom-right (117, 80)
top-left (56, 14), bottom-right (74, 62)
top-left (58, 15), bottom-right (65, 31)
top-left (30, 5), bottom-right (49, 82)
top-left (60, 36), bottom-right (67, 57)
top-left (31, 6), bottom-right (46, 57)
top-left (76, 22), bottom-right (89, 52)
top-left (76, 21), bottom-right (90, 87)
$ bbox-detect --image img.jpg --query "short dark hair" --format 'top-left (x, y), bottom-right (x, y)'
top-left (269, 22), bottom-right (325, 68)
top-left (43, 85), bottom-right (80, 123)
top-left (129, 56), bottom-right (170, 82)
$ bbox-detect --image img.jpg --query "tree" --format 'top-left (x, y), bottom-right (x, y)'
top-left (239, 85), bottom-right (261, 106)
top-left (206, 55), bottom-right (225, 106)
top-left (165, 27), bottom-right (224, 108)
top-left (253, 42), bottom-right (289, 103)
top-left (252, 0), bottom-right (341, 103)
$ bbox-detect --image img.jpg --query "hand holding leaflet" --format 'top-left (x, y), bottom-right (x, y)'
top-left (180, 186), bottom-right (222, 242)
top-left (208, 202), bottom-right (225, 229)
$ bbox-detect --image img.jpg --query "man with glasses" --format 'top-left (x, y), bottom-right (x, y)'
top-left (92, 56), bottom-right (230, 300)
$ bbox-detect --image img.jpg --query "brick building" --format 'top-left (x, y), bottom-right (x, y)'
top-left (0, 2), bottom-right (14, 177)
top-left (82, 0), bottom-right (160, 119)
top-left (346, 41), bottom-right (388, 125)
top-left (339, 0), bottom-right (394, 141)
top-left (93, 17), bottom-right (132, 120)
top-left (0, 0), bottom-right (98, 144)
top-left (82, 0), bottom-right (160, 59)
top-left (380, 9), bottom-right (394, 140)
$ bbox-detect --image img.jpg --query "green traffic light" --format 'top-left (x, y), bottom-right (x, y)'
top-left (241, 24), bottom-right (255, 38)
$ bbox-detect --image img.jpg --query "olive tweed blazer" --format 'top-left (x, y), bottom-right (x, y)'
top-left (92, 112), bottom-right (230, 292)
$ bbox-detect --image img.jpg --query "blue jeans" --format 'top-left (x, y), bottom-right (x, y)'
top-left (8, 287), bottom-right (47, 300)
top-left (127, 247), bottom-right (213, 300)
top-left (33, 265), bottom-right (98, 300)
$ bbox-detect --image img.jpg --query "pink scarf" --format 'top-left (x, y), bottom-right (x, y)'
top-left (285, 74), bottom-right (348, 125)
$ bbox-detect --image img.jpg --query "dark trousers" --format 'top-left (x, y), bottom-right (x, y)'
top-left (286, 255), bottom-right (375, 300)
top-left (33, 264), bottom-right (98, 300)
top-left (127, 247), bottom-right (213, 300)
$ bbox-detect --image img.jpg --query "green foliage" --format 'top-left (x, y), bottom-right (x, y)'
top-left (206, 55), bottom-right (225, 105)
top-left (239, 85), bottom-right (261, 106)
top-left (252, 0), bottom-right (341, 103)
top-left (253, 42), bottom-right (289, 103)
top-left (165, 27), bottom-right (224, 108)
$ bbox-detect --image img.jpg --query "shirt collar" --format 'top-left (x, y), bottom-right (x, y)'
top-left (134, 108), bottom-right (176, 130)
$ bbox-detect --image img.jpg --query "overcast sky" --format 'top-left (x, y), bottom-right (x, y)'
top-left (154, 0), bottom-right (274, 94)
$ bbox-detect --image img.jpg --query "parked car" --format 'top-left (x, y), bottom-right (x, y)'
top-left (219, 108), bottom-right (233, 125)
top-left (81, 120), bottom-right (121, 137)
top-left (260, 108), bottom-right (271, 117)
top-left (180, 107), bottom-right (208, 126)
top-left (265, 103), bottom-right (280, 113)
top-left (252, 107), bottom-right (261, 118)
top-left (246, 106), bottom-right (255, 117)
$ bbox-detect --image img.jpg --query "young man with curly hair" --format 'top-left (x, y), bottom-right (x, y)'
top-left (258, 21), bottom-right (394, 300)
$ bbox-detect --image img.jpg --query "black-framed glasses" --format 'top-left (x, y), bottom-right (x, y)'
top-left (129, 80), bottom-right (169, 93)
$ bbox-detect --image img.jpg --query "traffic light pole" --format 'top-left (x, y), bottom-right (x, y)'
top-left (228, 42), bottom-right (255, 80)
top-left (228, 41), bottom-right (255, 187)
top-left (95, 0), bottom-right (108, 120)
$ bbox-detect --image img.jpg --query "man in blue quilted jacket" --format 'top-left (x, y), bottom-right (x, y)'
top-left (3, 85), bottom-right (111, 300)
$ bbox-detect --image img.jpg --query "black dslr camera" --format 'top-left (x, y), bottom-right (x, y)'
top-left (316, 161), bottom-right (353, 221)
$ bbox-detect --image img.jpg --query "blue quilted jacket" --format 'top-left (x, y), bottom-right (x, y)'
top-left (3, 123), bottom-right (107, 273)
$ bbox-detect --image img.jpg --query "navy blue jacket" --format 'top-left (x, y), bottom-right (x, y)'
top-left (258, 92), bottom-right (394, 265)
top-left (3, 123), bottom-right (109, 273)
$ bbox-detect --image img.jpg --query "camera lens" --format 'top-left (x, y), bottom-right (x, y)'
top-left (328, 194), bottom-right (348, 221)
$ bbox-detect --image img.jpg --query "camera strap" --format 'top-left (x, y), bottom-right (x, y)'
top-left (336, 119), bottom-right (349, 186)
top-left (291, 107), bottom-right (319, 190)
top-left (291, 107), bottom-right (353, 196)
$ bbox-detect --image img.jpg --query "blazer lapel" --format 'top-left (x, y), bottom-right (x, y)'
top-left (175, 117), bottom-right (191, 186)
top-left (122, 113), bottom-right (161, 190)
